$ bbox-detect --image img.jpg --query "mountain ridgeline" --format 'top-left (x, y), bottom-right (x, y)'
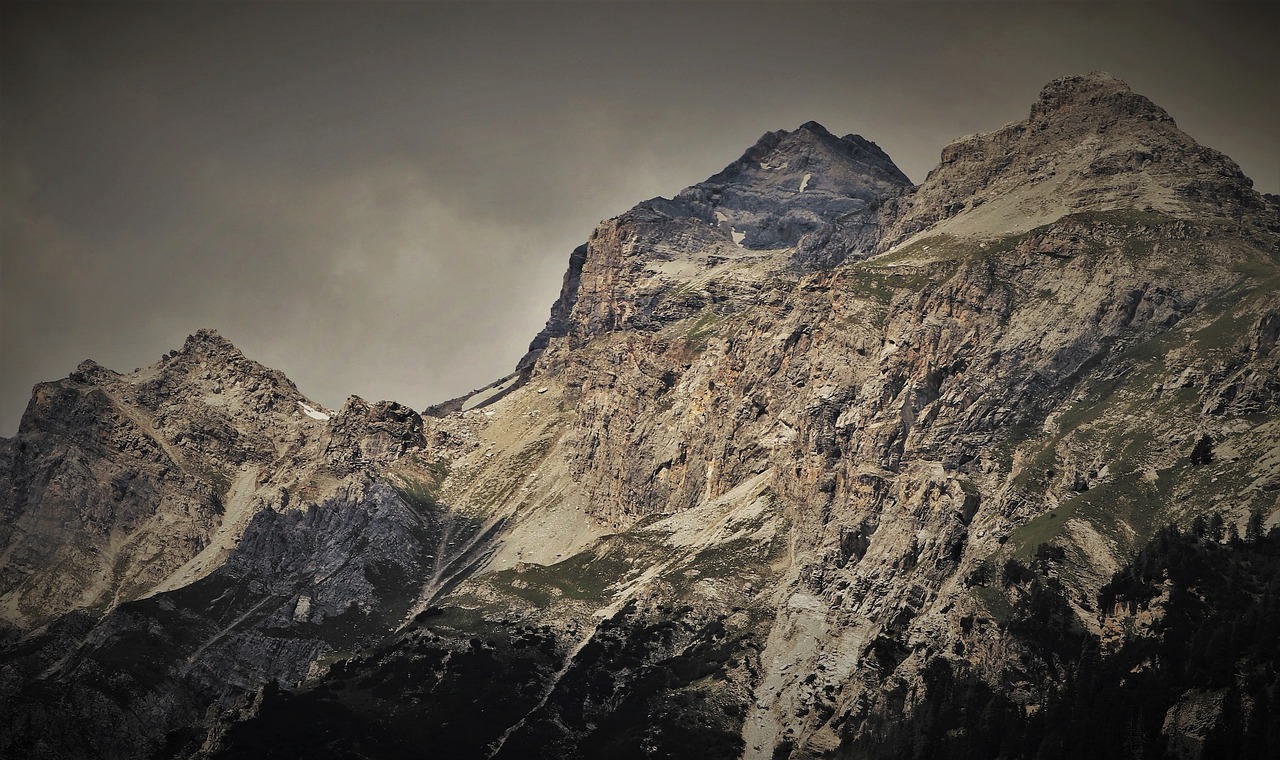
top-left (2, 73), bottom-right (1278, 760)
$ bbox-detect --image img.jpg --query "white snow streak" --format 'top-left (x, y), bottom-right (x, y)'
top-left (298, 401), bottom-right (329, 421)
top-left (799, 173), bottom-right (812, 193)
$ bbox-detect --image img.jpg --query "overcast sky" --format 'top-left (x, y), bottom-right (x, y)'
top-left (2, 1), bottom-right (1277, 435)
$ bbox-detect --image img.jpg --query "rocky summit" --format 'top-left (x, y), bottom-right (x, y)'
top-left (2, 73), bottom-right (1278, 760)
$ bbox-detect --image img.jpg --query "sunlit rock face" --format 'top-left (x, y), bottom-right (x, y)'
top-left (3, 74), bottom-right (1278, 760)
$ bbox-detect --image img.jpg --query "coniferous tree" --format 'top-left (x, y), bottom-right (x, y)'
top-left (1245, 509), bottom-right (1264, 543)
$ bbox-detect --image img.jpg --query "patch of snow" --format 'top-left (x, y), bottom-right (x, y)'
top-left (298, 401), bottom-right (329, 421)
top-left (537, 387), bottom-right (548, 394)
top-left (716, 211), bottom-right (749, 247)
top-left (799, 173), bottom-right (812, 193)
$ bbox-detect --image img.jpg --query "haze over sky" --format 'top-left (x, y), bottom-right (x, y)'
top-left (2, 1), bottom-right (1277, 435)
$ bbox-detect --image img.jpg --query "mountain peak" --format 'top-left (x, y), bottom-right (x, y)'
top-left (1030, 71), bottom-right (1174, 126)
top-left (521, 119), bottom-right (913, 361)
top-left (877, 72), bottom-right (1265, 250)
top-left (721, 121), bottom-right (905, 188)
top-left (1040, 69), bottom-right (1127, 97)
top-left (661, 121), bottom-right (909, 251)
top-left (796, 119), bottom-right (831, 136)
top-left (180, 328), bottom-right (242, 358)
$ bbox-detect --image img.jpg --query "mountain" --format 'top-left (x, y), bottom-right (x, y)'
top-left (879, 72), bottom-right (1273, 249)
top-left (0, 332), bottom-right (491, 758)
top-left (2, 73), bottom-right (1278, 760)
top-left (518, 121), bottom-right (911, 368)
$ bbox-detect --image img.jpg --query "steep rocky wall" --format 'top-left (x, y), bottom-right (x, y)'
top-left (511, 205), bottom-right (1277, 757)
top-left (486, 73), bottom-right (1280, 757)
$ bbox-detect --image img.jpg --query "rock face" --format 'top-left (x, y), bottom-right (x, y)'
top-left (3, 74), bottom-right (1279, 760)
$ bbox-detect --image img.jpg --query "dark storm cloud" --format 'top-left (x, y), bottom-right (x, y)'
top-left (3, 1), bottom-right (1276, 434)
